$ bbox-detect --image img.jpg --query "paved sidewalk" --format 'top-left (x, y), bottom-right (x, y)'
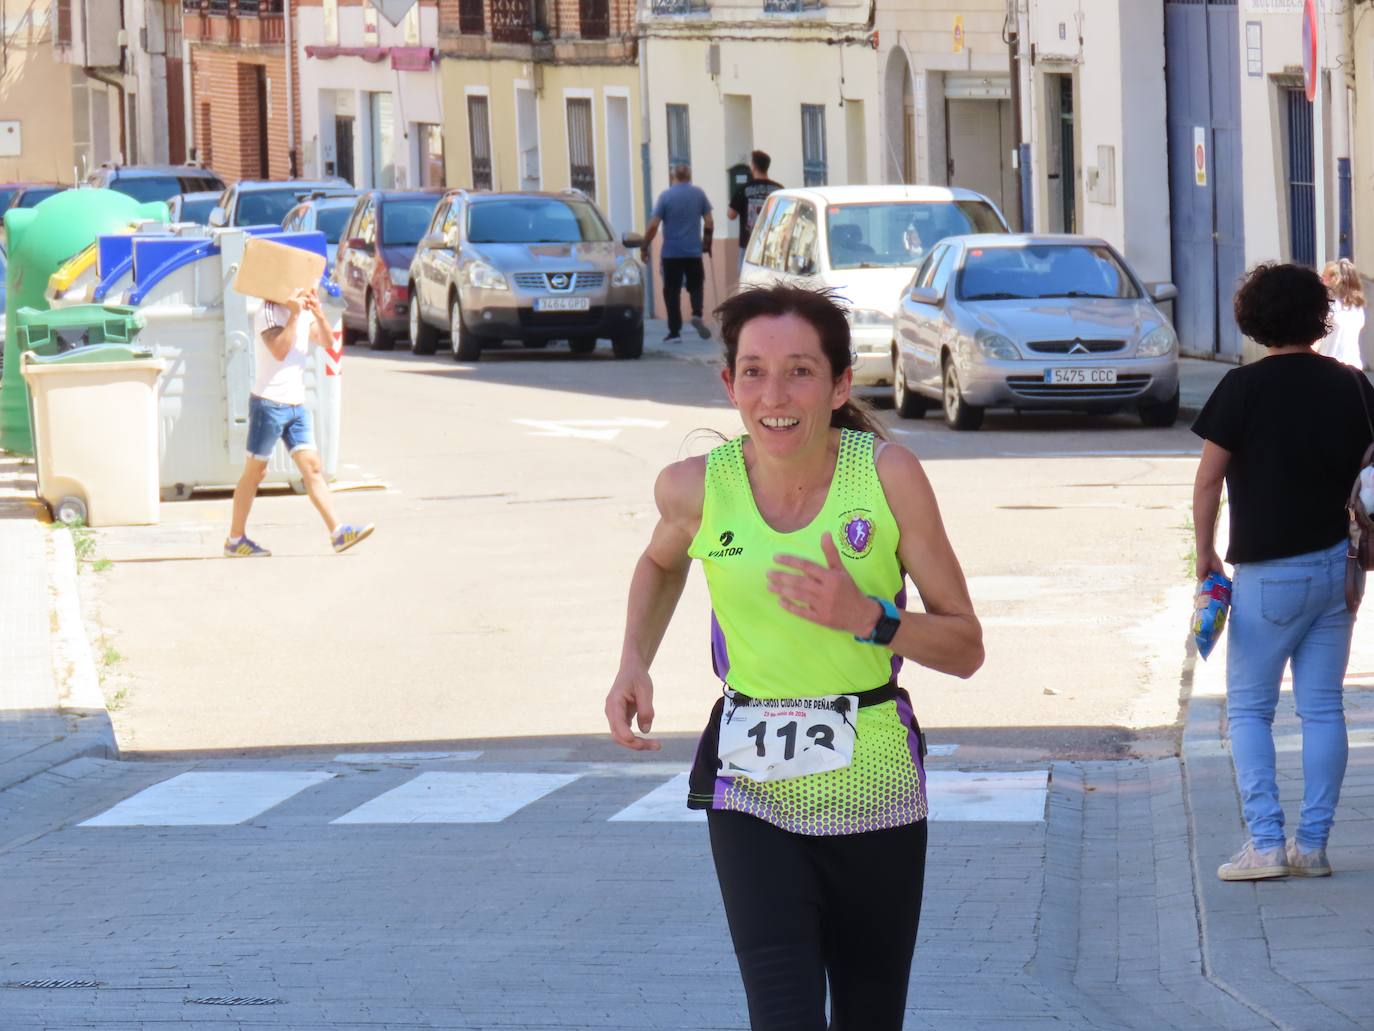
top-left (0, 456), bottom-right (116, 796)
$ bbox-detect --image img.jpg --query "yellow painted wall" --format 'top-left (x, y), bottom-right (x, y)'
top-left (0, 1), bottom-right (78, 183)
top-left (438, 58), bottom-right (644, 232)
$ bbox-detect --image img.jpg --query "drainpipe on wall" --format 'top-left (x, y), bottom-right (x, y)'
top-left (286, 0), bottom-right (297, 176)
top-left (1005, 0), bottom-right (1025, 231)
top-left (638, 28), bottom-right (654, 310)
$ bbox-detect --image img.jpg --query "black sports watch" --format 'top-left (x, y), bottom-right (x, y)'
top-left (856, 596), bottom-right (902, 646)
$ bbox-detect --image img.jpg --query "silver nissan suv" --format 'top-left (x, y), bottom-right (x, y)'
top-left (406, 189), bottom-right (645, 361)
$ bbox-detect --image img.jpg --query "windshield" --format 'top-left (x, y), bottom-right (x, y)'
top-left (178, 195), bottom-right (218, 224)
top-left (467, 198), bottom-right (611, 244)
top-left (16, 187), bottom-right (63, 208)
top-left (825, 201), bottom-right (1005, 270)
top-left (957, 244), bottom-right (1140, 301)
top-left (381, 199), bottom-right (439, 247)
top-left (317, 205), bottom-right (353, 244)
top-left (109, 178), bottom-right (182, 203)
top-left (237, 189), bottom-right (303, 227)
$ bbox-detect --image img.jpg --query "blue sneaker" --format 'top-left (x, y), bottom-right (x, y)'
top-left (224, 536), bottom-right (270, 558)
top-left (331, 523), bottom-right (374, 554)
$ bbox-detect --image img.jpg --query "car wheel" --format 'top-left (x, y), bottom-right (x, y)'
top-left (1139, 387), bottom-right (1180, 428)
top-left (612, 326), bottom-right (644, 360)
top-left (367, 293), bottom-right (394, 351)
top-left (569, 336), bottom-right (598, 355)
top-left (408, 286), bottom-right (438, 355)
top-left (942, 359), bottom-right (984, 431)
top-left (893, 350), bottom-right (930, 419)
top-left (450, 294), bottom-right (480, 362)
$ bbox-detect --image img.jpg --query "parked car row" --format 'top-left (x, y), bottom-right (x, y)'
top-left (741, 184), bottom-right (1181, 429)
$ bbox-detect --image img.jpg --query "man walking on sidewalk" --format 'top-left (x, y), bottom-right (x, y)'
top-left (641, 165), bottom-right (714, 343)
top-left (727, 150), bottom-right (783, 271)
top-left (224, 287), bottom-right (374, 558)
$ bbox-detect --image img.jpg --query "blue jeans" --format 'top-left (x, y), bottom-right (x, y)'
top-left (1226, 540), bottom-right (1353, 850)
top-left (246, 395), bottom-right (315, 461)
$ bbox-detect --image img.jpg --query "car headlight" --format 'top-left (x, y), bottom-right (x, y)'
top-left (849, 308), bottom-right (891, 326)
top-left (1137, 324), bottom-right (1177, 358)
top-left (974, 330), bottom-right (1020, 361)
top-left (465, 260), bottom-right (509, 291)
top-left (388, 266), bottom-right (409, 288)
top-left (611, 260), bottom-right (642, 287)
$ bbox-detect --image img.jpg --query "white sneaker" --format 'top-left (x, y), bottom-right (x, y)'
top-left (1217, 841), bottom-right (1289, 882)
top-left (1285, 839), bottom-right (1332, 878)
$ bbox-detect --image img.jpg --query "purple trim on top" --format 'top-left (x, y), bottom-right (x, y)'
top-left (710, 610), bottom-right (731, 681)
top-left (894, 694), bottom-right (928, 809)
top-left (714, 775), bottom-right (732, 808)
top-left (890, 580), bottom-right (908, 680)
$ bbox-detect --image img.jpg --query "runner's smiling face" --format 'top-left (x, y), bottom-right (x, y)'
top-left (722, 313), bottom-right (852, 456)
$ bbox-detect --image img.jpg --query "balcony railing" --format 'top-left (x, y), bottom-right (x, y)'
top-left (490, 0), bottom-right (549, 44)
top-left (649, 0), bottom-right (708, 13)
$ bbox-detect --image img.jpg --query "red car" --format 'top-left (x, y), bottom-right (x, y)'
top-left (334, 189), bottom-right (443, 350)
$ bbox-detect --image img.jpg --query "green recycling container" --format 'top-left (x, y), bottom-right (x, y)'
top-left (0, 188), bottom-right (166, 456)
top-left (14, 304), bottom-right (144, 356)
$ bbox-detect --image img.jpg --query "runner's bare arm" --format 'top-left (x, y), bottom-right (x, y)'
top-left (605, 456), bottom-right (705, 751)
top-left (877, 444), bottom-right (984, 679)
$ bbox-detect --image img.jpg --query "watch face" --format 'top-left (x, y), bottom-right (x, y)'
top-left (873, 615), bottom-right (901, 646)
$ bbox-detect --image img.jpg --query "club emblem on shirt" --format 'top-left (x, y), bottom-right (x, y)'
top-left (838, 510), bottom-right (875, 559)
top-left (709, 529), bottom-right (743, 559)
top-left (719, 531), bottom-right (734, 547)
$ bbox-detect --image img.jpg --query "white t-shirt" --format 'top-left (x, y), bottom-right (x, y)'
top-left (1319, 302), bottom-right (1366, 370)
top-left (252, 301), bottom-right (314, 404)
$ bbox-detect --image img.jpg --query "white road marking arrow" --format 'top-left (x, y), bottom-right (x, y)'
top-left (511, 417), bottom-right (669, 440)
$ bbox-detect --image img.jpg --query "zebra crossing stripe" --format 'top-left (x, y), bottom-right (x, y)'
top-left (609, 773), bottom-right (704, 823)
top-left (330, 772), bottom-right (581, 824)
top-left (608, 771), bottom-right (1049, 823)
top-left (79, 772), bottom-right (334, 827)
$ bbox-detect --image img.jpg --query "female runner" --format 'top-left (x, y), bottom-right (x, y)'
top-left (605, 284), bottom-right (983, 1030)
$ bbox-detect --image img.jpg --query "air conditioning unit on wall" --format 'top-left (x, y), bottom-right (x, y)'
top-left (1031, 0), bottom-right (1082, 63)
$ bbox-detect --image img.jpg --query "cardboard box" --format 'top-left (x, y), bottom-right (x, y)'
top-left (232, 237), bottom-right (326, 304)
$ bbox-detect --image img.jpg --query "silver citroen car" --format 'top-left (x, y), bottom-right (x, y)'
top-left (407, 189), bottom-right (645, 361)
top-left (891, 234), bottom-right (1180, 430)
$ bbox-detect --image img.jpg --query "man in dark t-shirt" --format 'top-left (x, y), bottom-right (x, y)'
top-left (728, 150), bottom-right (782, 270)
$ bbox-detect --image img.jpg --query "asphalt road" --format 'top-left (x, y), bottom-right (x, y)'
top-left (80, 334), bottom-right (1203, 762)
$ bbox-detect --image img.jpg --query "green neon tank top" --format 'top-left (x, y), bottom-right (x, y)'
top-left (687, 428), bottom-right (905, 697)
top-left (685, 429), bottom-right (928, 835)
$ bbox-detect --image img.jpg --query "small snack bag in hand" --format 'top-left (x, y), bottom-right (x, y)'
top-left (1193, 571), bottom-right (1232, 661)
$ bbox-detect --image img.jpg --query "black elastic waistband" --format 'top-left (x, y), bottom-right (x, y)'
top-left (724, 681), bottom-right (898, 709)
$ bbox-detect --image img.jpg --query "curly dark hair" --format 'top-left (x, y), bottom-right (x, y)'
top-left (1233, 262), bottom-right (1332, 348)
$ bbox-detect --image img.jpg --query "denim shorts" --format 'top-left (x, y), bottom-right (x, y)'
top-left (246, 395), bottom-right (315, 461)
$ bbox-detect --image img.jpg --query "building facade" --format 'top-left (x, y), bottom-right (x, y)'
top-left (640, 0), bottom-right (880, 286)
top-left (436, 0), bottom-right (643, 240)
top-left (876, 1), bottom-right (1019, 226)
top-left (297, 0), bottom-right (445, 189)
top-left (183, 0), bottom-right (301, 183)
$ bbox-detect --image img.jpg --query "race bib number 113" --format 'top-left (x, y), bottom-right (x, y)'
top-left (717, 692), bottom-right (859, 783)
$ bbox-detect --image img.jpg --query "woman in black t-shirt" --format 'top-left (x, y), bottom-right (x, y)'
top-left (1193, 263), bottom-right (1374, 883)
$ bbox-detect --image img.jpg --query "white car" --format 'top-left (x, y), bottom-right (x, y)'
top-left (738, 185), bottom-right (1009, 386)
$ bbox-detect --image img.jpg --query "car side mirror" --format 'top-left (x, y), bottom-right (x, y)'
top-left (207, 207), bottom-right (226, 227)
top-left (423, 231), bottom-right (447, 249)
top-left (908, 285), bottom-right (940, 306)
top-left (1148, 282), bottom-right (1178, 303)
top-left (621, 232), bottom-right (645, 249)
